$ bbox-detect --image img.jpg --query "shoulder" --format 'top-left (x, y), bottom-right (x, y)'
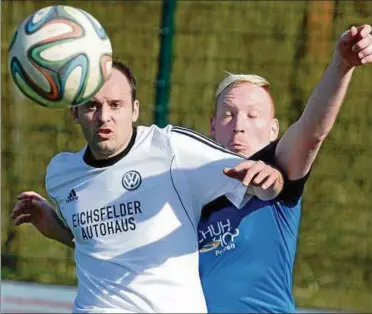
top-left (249, 139), bottom-right (279, 164)
top-left (137, 124), bottom-right (174, 135)
top-left (136, 124), bottom-right (211, 149)
top-left (169, 125), bottom-right (238, 155)
top-left (169, 125), bottom-right (210, 143)
top-left (135, 124), bottom-right (175, 150)
top-left (45, 149), bottom-right (85, 191)
top-left (136, 124), bottom-right (176, 141)
top-left (46, 152), bottom-right (76, 174)
top-left (47, 150), bottom-right (83, 170)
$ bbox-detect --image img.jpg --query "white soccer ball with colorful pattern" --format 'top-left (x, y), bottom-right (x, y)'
top-left (8, 5), bottom-right (112, 108)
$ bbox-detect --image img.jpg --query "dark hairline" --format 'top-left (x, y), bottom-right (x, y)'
top-left (112, 60), bottom-right (137, 103)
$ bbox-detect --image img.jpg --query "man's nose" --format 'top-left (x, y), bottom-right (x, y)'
top-left (232, 114), bottom-right (246, 134)
top-left (96, 104), bottom-right (111, 123)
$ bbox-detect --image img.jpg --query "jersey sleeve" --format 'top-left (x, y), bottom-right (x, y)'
top-left (250, 139), bottom-right (311, 206)
top-left (170, 126), bottom-right (250, 211)
top-left (278, 170), bottom-right (311, 206)
top-left (45, 153), bottom-right (70, 228)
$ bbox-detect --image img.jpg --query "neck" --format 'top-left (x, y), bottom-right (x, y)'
top-left (93, 128), bottom-right (133, 160)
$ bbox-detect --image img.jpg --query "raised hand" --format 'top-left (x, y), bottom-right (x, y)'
top-left (337, 24), bottom-right (372, 67)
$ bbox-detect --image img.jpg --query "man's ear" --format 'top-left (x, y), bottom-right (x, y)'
top-left (132, 99), bottom-right (140, 122)
top-left (270, 118), bottom-right (279, 141)
top-left (210, 115), bottom-right (216, 138)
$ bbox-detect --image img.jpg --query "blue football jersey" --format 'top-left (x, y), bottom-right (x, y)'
top-left (198, 142), bottom-right (309, 313)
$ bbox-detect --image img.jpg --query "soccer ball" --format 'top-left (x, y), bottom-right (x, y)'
top-left (8, 5), bottom-right (112, 108)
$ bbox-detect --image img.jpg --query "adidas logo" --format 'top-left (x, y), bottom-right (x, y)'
top-left (66, 189), bottom-right (79, 203)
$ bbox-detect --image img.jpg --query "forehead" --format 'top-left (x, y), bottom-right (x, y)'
top-left (94, 68), bottom-right (131, 101)
top-left (217, 82), bottom-right (273, 109)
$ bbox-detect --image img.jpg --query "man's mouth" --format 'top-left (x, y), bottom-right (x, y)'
top-left (229, 142), bottom-right (246, 150)
top-left (96, 128), bottom-right (113, 139)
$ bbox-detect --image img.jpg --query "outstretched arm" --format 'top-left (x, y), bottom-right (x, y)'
top-left (275, 24), bottom-right (372, 180)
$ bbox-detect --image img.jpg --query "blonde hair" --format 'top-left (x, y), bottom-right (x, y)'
top-left (216, 72), bottom-right (270, 100)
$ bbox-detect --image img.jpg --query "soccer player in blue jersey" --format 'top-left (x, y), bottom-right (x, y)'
top-left (199, 24), bottom-right (372, 312)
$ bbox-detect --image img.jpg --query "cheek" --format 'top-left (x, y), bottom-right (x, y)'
top-left (215, 119), bottom-right (228, 131)
top-left (250, 120), bottom-right (272, 140)
top-left (114, 111), bottom-right (134, 129)
top-left (217, 117), bottom-right (232, 129)
top-left (79, 115), bottom-right (94, 130)
top-left (214, 122), bottom-right (232, 143)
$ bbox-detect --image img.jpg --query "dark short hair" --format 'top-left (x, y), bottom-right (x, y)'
top-left (112, 60), bottom-right (137, 103)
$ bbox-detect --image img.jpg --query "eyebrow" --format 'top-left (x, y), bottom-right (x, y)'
top-left (220, 101), bottom-right (263, 112)
top-left (90, 99), bottom-right (124, 104)
top-left (220, 104), bottom-right (235, 111)
top-left (219, 98), bottom-right (235, 106)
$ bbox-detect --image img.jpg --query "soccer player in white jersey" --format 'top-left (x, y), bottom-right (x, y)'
top-left (199, 24), bottom-right (372, 312)
top-left (11, 61), bottom-right (285, 313)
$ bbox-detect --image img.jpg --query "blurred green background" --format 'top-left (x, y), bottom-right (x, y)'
top-left (2, 0), bottom-right (372, 311)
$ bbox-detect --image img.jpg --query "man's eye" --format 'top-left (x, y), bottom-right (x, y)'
top-left (248, 111), bottom-right (260, 118)
top-left (86, 102), bottom-right (97, 110)
top-left (110, 102), bottom-right (121, 109)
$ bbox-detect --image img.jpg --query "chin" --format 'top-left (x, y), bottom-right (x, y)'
top-left (231, 148), bottom-right (251, 158)
top-left (227, 144), bottom-right (255, 158)
top-left (95, 142), bottom-right (114, 153)
top-left (241, 151), bottom-right (253, 158)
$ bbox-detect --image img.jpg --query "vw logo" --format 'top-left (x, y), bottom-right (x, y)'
top-left (122, 170), bottom-right (142, 191)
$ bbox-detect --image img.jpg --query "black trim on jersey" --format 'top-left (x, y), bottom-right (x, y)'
top-left (249, 139), bottom-right (280, 164)
top-left (170, 155), bottom-right (195, 230)
top-left (278, 169), bottom-right (311, 207)
top-left (200, 139), bottom-right (311, 217)
top-left (249, 138), bottom-right (311, 206)
top-left (201, 195), bottom-right (231, 220)
top-left (84, 126), bottom-right (137, 168)
top-left (171, 126), bottom-right (244, 158)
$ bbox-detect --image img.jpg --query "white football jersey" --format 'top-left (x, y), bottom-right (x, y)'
top-left (46, 124), bottom-right (250, 313)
